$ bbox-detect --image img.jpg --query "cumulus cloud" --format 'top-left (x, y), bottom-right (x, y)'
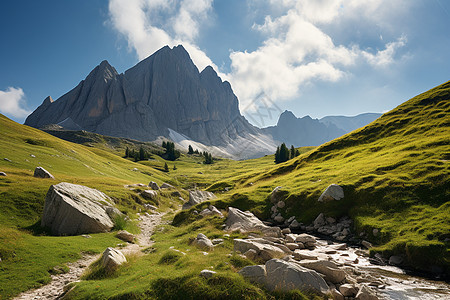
top-left (108, 0), bottom-right (409, 110)
top-left (229, 0), bottom-right (410, 108)
top-left (108, 0), bottom-right (216, 72)
top-left (0, 87), bottom-right (30, 119)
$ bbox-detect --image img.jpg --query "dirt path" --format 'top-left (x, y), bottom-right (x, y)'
top-left (13, 212), bottom-right (163, 300)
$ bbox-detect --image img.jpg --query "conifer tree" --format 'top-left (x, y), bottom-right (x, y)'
top-left (139, 146), bottom-right (145, 161)
top-left (164, 162), bottom-right (169, 172)
top-left (188, 145), bottom-right (194, 154)
top-left (275, 146), bottom-right (280, 164)
top-left (295, 149), bottom-right (300, 157)
top-left (125, 147), bottom-right (129, 158)
top-left (173, 164), bottom-right (177, 170)
top-left (290, 145), bottom-right (295, 159)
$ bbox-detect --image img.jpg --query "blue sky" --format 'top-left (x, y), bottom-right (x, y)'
top-left (0, 0), bottom-right (449, 127)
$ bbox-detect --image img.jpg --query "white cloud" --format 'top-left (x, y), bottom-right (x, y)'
top-left (108, 0), bottom-right (410, 111)
top-left (108, 0), bottom-right (215, 72)
top-left (0, 87), bottom-right (30, 119)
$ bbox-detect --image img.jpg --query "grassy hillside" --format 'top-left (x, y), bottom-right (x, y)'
top-left (0, 114), bottom-right (177, 298)
top-left (203, 80), bottom-right (450, 272)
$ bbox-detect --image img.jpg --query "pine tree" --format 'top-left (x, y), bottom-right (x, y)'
top-left (275, 146), bottom-right (280, 164)
top-left (125, 147), bottom-right (129, 158)
top-left (173, 164), bottom-right (177, 170)
top-left (164, 162), bottom-right (169, 172)
top-left (139, 146), bottom-right (145, 161)
top-left (275, 143), bottom-right (290, 164)
top-left (290, 145), bottom-right (295, 159)
top-left (162, 141), bottom-right (167, 149)
top-left (188, 145), bottom-right (194, 154)
top-left (295, 149), bottom-right (300, 157)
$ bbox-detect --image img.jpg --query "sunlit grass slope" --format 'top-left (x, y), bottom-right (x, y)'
top-left (0, 114), bottom-right (172, 298)
top-left (206, 80), bottom-right (449, 272)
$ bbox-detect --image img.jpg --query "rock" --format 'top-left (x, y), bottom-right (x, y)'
top-left (313, 213), bottom-right (326, 228)
top-left (33, 166), bottom-right (54, 179)
top-left (41, 182), bottom-right (117, 235)
top-left (326, 217), bottom-right (336, 224)
top-left (132, 168), bottom-right (139, 172)
top-left (234, 239), bottom-right (286, 261)
top-left (330, 243), bottom-right (348, 250)
top-left (361, 240), bottom-right (373, 249)
top-left (339, 284), bottom-right (358, 297)
top-left (293, 250), bottom-right (319, 261)
top-left (144, 204), bottom-right (158, 210)
top-left (277, 201), bottom-right (285, 208)
top-left (281, 228), bottom-right (291, 235)
top-left (193, 233), bottom-right (214, 251)
top-left (225, 207), bottom-right (281, 237)
top-left (239, 265), bottom-right (267, 285)
top-left (244, 249), bottom-right (258, 260)
top-left (318, 184), bottom-right (344, 202)
top-left (285, 234), bottom-right (297, 243)
top-left (355, 285), bottom-right (379, 300)
top-left (270, 186), bottom-right (285, 203)
top-left (0, 172), bottom-right (6, 176)
top-left (389, 255), bottom-right (404, 266)
top-left (372, 228), bottom-right (379, 236)
top-left (149, 181), bottom-right (160, 190)
top-left (295, 234), bottom-right (316, 244)
top-left (289, 219), bottom-right (301, 230)
top-left (4, 158), bottom-right (11, 162)
top-left (182, 190), bottom-right (217, 210)
top-left (331, 287), bottom-right (345, 300)
top-left (286, 243), bottom-right (300, 251)
top-left (200, 269), bottom-right (216, 279)
top-left (160, 182), bottom-right (174, 189)
top-left (199, 205), bottom-right (224, 218)
top-left (142, 190), bottom-right (158, 200)
top-left (30, 154), bottom-right (36, 158)
top-left (298, 260), bottom-right (346, 283)
top-left (274, 214), bottom-right (285, 223)
top-left (101, 247), bottom-right (126, 271)
top-left (265, 259), bottom-right (329, 293)
top-left (212, 238), bottom-right (224, 245)
top-left (116, 230), bottom-right (135, 243)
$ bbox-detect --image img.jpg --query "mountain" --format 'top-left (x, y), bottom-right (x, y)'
top-left (320, 113), bottom-right (381, 132)
top-left (25, 45), bottom-right (276, 159)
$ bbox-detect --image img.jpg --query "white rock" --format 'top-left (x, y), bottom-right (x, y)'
top-left (148, 181), bottom-right (160, 190)
top-left (200, 269), bottom-right (216, 279)
top-left (101, 247), bottom-right (126, 271)
top-left (239, 265), bottom-right (267, 285)
top-left (142, 190), bottom-right (158, 200)
top-left (270, 186), bottom-right (284, 203)
top-left (116, 230), bottom-right (135, 243)
top-left (298, 259), bottom-right (346, 283)
top-left (274, 214), bottom-right (285, 223)
top-left (160, 183), bottom-right (174, 189)
top-left (355, 285), bottom-right (379, 300)
top-left (0, 172), bottom-right (6, 176)
top-left (33, 166), bottom-right (54, 179)
top-left (339, 284), bottom-right (358, 297)
top-left (318, 184), bottom-right (344, 202)
top-left (199, 205), bottom-right (223, 218)
top-left (313, 213), bottom-right (326, 228)
top-left (193, 233), bottom-right (214, 251)
top-left (361, 240), bottom-right (373, 249)
top-left (234, 239), bottom-right (286, 261)
top-left (295, 234), bottom-right (316, 244)
top-left (182, 190), bottom-right (216, 210)
top-left (225, 207), bottom-right (281, 237)
top-left (41, 182), bottom-right (116, 235)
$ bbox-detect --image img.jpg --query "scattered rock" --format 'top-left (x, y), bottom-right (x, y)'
top-left (225, 207), bottom-right (281, 237)
top-left (132, 168), bottom-right (139, 172)
top-left (30, 154), bottom-right (36, 158)
top-left (34, 166), bottom-right (54, 179)
top-left (289, 219), bottom-right (301, 230)
top-left (331, 287), bottom-right (345, 300)
top-left (244, 249), bottom-right (258, 260)
top-left (361, 240), bottom-right (373, 249)
top-left (298, 259), bottom-right (346, 283)
top-left (182, 190), bottom-right (217, 210)
top-left (211, 238), bottom-right (224, 245)
top-left (101, 247), bottom-right (126, 271)
top-left (274, 214), bottom-right (285, 223)
top-left (193, 233), bottom-right (214, 251)
top-left (295, 234), bottom-right (316, 244)
top-left (318, 184), bottom-right (344, 202)
top-left (149, 181), bottom-right (159, 190)
top-left (339, 284), bottom-right (358, 297)
top-left (265, 259), bottom-right (329, 293)
top-left (313, 213), bottom-right (326, 228)
top-left (41, 182), bottom-right (117, 235)
top-left (144, 204), bottom-right (158, 210)
top-left (372, 229), bottom-right (379, 236)
top-left (234, 239), bottom-right (286, 261)
top-left (160, 183), bottom-right (174, 189)
top-left (200, 269), bottom-right (216, 278)
top-left (270, 186), bottom-right (285, 203)
top-left (4, 158), bottom-right (11, 162)
top-left (355, 285), bottom-right (379, 300)
top-left (142, 190), bottom-right (158, 200)
top-left (281, 228), bottom-right (291, 235)
top-left (116, 230), bottom-right (135, 243)
top-left (389, 255), bottom-right (404, 266)
top-left (0, 172), bottom-right (6, 176)
top-left (277, 201), bottom-right (285, 208)
top-left (239, 265), bottom-right (267, 285)
top-left (199, 205), bottom-right (224, 218)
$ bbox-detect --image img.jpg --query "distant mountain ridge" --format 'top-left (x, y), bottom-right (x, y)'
top-left (25, 45), bottom-right (276, 159)
top-left (262, 110), bottom-right (381, 147)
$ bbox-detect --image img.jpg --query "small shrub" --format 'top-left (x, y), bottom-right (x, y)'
top-left (158, 250), bottom-right (183, 265)
top-left (113, 215), bottom-right (128, 231)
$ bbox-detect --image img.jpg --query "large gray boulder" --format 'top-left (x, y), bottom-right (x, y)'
top-left (234, 239), bottom-right (286, 261)
top-left (192, 233), bottom-right (214, 251)
top-left (225, 207), bottom-right (281, 237)
top-left (182, 190), bottom-right (216, 210)
top-left (101, 247), bottom-right (126, 272)
top-left (34, 167), bottom-right (54, 179)
top-left (239, 265), bottom-right (267, 285)
top-left (318, 184), bottom-right (344, 202)
top-left (265, 259), bottom-right (329, 293)
top-left (298, 259), bottom-right (346, 283)
top-left (41, 182), bottom-right (118, 235)
top-left (149, 181), bottom-right (159, 190)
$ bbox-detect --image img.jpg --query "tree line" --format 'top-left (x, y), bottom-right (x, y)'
top-left (274, 143), bottom-right (300, 164)
top-left (188, 144), bottom-right (214, 164)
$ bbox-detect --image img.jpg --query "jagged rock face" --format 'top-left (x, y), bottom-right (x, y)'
top-left (25, 45), bottom-right (259, 147)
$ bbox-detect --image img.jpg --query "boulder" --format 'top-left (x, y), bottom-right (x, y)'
top-left (116, 230), bottom-right (135, 243)
top-left (244, 249), bottom-right (258, 260)
top-left (239, 265), bottom-right (267, 285)
top-left (281, 228), bottom-right (291, 235)
top-left (101, 247), bottom-right (126, 271)
top-left (142, 190), bottom-right (158, 200)
top-left (388, 255), bottom-right (403, 266)
top-left (331, 287), bottom-right (345, 300)
top-left (270, 186), bottom-right (284, 203)
top-left (41, 182), bottom-right (117, 235)
top-left (199, 205), bottom-right (224, 218)
top-left (182, 190), bottom-right (217, 210)
top-left (274, 214), bottom-right (285, 223)
top-left (318, 184), bottom-right (344, 202)
top-left (234, 239), bottom-right (286, 261)
top-left (34, 166), bottom-right (54, 179)
top-left (226, 207), bottom-right (281, 237)
top-left (277, 201), bottom-right (285, 208)
top-left (200, 269), bottom-right (216, 279)
top-left (313, 213), bottom-right (326, 228)
top-left (193, 233), bottom-right (214, 251)
top-left (295, 234), bottom-right (316, 244)
top-left (289, 219), bottom-right (301, 230)
top-left (160, 183), bottom-right (174, 189)
top-left (339, 284), bottom-right (359, 297)
top-left (361, 240), bottom-right (373, 249)
top-left (355, 285), bottom-right (379, 300)
top-left (149, 181), bottom-right (160, 190)
top-left (0, 172), bottom-right (6, 176)
top-left (265, 259), bottom-right (329, 293)
top-left (298, 260), bottom-right (346, 283)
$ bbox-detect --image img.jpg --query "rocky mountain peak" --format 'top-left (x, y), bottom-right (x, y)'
top-left (42, 96), bottom-right (54, 106)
